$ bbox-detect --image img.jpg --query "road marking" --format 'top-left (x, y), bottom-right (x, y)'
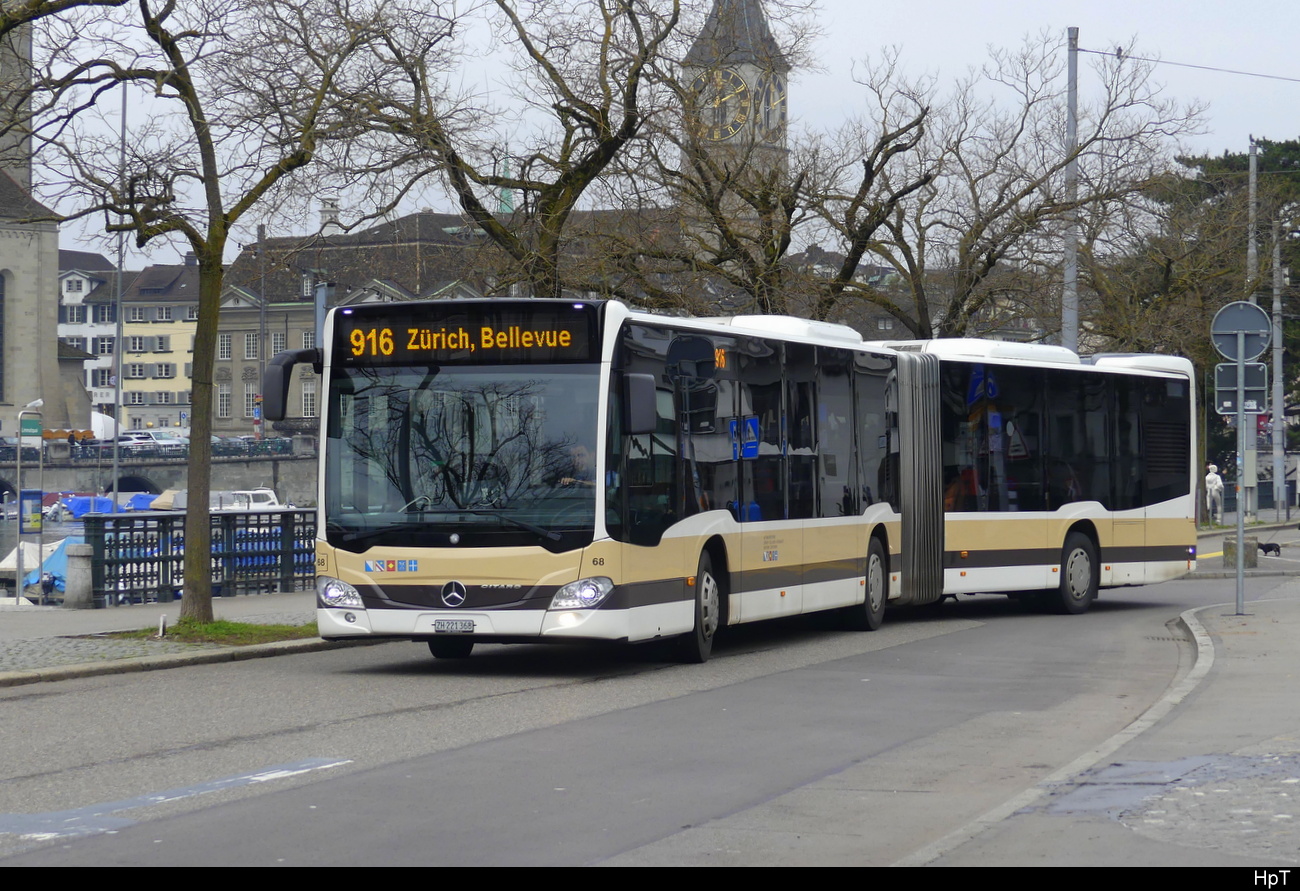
top-left (0, 758), bottom-right (351, 841)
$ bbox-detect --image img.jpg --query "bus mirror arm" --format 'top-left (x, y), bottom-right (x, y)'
top-left (623, 373), bottom-right (657, 435)
top-left (263, 348), bottom-right (320, 422)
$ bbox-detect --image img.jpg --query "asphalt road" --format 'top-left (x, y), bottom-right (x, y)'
top-left (0, 574), bottom-right (1286, 866)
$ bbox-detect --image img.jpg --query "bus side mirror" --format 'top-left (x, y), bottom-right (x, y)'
top-left (623, 373), bottom-right (657, 435)
top-left (263, 349), bottom-right (319, 421)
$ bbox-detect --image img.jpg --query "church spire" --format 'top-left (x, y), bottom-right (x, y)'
top-left (684, 0), bottom-right (788, 72)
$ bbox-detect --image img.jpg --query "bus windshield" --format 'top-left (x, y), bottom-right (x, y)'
top-left (324, 363), bottom-right (602, 553)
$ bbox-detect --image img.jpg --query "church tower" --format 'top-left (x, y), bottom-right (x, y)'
top-left (0, 26), bottom-right (67, 434)
top-left (682, 0), bottom-right (789, 176)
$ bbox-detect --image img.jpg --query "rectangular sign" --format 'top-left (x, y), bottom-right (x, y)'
top-left (1215, 362), bottom-right (1268, 415)
top-left (334, 301), bottom-right (600, 367)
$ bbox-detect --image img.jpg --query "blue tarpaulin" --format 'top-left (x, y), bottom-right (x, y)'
top-left (61, 496), bottom-right (117, 518)
top-left (22, 535), bottom-right (84, 592)
top-left (125, 493), bottom-right (158, 511)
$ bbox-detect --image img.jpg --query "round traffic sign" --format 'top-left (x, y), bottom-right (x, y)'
top-left (1211, 301), bottom-right (1271, 361)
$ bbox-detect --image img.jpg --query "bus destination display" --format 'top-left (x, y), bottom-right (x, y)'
top-left (335, 302), bottom-right (599, 365)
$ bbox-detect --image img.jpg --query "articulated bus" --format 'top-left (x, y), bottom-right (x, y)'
top-left (264, 299), bottom-right (1196, 663)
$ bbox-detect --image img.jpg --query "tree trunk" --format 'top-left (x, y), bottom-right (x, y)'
top-left (178, 248), bottom-right (222, 623)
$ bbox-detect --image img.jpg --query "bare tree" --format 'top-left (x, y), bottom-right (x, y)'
top-left (9, 0), bottom-right (453, 620)
top-left (841, 34), bottom-right (1203, 339)
top-left (352, 0), bottom-right (683, 299)
top-left (0, 0), bottom-right (128, 37)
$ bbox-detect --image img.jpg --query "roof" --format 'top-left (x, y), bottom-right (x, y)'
top-left (59, 250), bottom-right (115, 272)
top-left (57, 339), bottom-right (95, 361)
top-left (83, 270), bottom-right (140, 303)
top-left (224, 209), bottom-right (500, 301)
top-left (123, 263), bottom-right (202, 302)
top-left (0, 169), bottom-right (53, 219)
top-left (683, 0), bottom-right (787, 70)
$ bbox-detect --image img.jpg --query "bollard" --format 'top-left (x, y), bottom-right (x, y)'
top-left (63, 543), bottom-right (95, 609)
top-left (1223, 535), bottom-right (1259, 569)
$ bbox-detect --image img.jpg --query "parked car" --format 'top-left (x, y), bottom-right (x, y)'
top-left (83, 432), bottom-right (187, 458)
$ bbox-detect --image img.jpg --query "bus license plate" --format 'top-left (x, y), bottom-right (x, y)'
top-left (434, 619), bottom-right (474, 633)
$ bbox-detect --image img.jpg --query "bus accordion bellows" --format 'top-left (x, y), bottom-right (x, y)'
top-left (264, 299), bottom-right (1196, 663)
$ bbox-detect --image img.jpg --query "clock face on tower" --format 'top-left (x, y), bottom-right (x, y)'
top-left (690, 67), bottom-right (752, 142)
top-left (755, 73), bottom-right (787, 144)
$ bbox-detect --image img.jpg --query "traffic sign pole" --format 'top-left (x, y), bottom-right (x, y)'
top-left (1213, 302), bottom-right (1272, 617)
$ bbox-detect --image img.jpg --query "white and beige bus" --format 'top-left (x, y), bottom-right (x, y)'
top-left (264, 299), bottom-right (1197, 663)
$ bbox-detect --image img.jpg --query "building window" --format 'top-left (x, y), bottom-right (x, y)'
top-left (156, 391), bottom-right (173, 404)
top-left (217, 383), bottom-right (231, 419)
top-left (244, 382), bottom-right (258, 418)
top-left (93, 336), bottom-right (114, 355)
top-left (302, 330), bottom-right (315, 350)
top-left (127, 363), bottom-right (146, 379)
top-left (128, 336), bottom-right (146, 353)
top-left (61, 336), bottom-right (87, 351)
top-left (157, 306), bottom-right (172, 321)
top-left (66, 305), bottom-right (86, 324)
top-left (131, 416), bottom-right (144, 429)
top-left (218, 333), bottom-right (232, 360)
top-left (187, 305), bottom-right (199, 321)
top-left (155, 364), bottom-right (175, 379)
top-left (244, 333), bottom-right (259, 360)
top-left (271, 332), bottom-right (287, 355)
top-left (93, 304), bottom-right (115, 324)
top-left (182, 390), bottom-right (192, 404)
top-left (92, 369), bottom-right (113, 388)
top-left (155, 335), bottom-right (170, 352)
top-left (65, 278), bottom-right (83, 293)
top-left (877, 318), bottom-right (894, 331)
top-left (157, 416), bottom-right (171, 428)
top-left (128, 306), bottom-right (146, 322)
top-left (302, 378), bottom-right (317, 418)
top-left (127, 391), bottom-right (145, 405)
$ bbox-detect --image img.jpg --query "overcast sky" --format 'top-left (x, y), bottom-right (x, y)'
top-left (72, 0), bottom-right (1300, 266)
top-left (802, 0), bottom-right (1298, 154)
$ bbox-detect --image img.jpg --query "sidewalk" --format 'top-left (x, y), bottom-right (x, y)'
top-left (1193, 515), bottom-right (1300, 579)
top-left (920, 590), bottom-right (1300, 867)
top-left (0, 589), bottom-right (332, 686)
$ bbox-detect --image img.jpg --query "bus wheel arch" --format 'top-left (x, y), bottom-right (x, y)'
top-left (1055, 527), bottom-right (1100, 615)
top-left (844, 531), bottom-right (888, 631)
top-left (676, 539), bottom-right (728, 663)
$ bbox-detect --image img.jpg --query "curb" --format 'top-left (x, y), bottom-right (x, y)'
top-left (0, 636), bottom-right (366, 689)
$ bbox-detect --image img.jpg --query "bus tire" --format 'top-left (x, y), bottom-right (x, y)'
top-left (844, 537), bottom-right (887, 631)
top-left (676, 551), bottom-right (721, 663)
top-left (427, 638), bottom-right (474, 659)
top-left (1055, 532), bottom-right (1098, 615)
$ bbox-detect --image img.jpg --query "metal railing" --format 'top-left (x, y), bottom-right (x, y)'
top-left (83, 508), bottom-right (316, 607)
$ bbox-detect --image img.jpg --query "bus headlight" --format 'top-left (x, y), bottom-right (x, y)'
top-left (318, 576), bottom-right (364, 609)
top-left (550, 577), bottom-right (613, 610)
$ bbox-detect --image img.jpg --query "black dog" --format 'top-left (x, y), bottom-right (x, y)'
top-left (1259, 541), bottom-right (1282, 557)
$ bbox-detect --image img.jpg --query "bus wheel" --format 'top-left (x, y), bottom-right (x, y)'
top-left (427, 638), bottom-right (474, 659)
top-left (676, 552), bottom-right (721, 663)
top-left (844, 537), bottom-right (887, 631)
top-left (1055, 532), bottom-right (1098, 615)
